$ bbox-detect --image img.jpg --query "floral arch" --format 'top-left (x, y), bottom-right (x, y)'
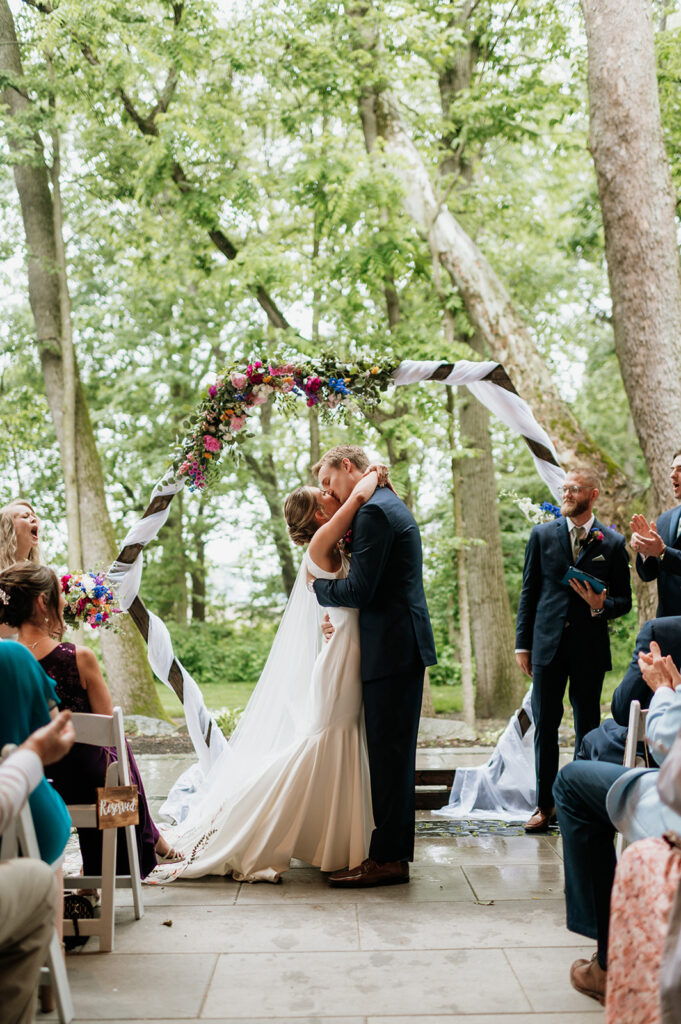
top-left (107, 355), bottom-right (565, 799)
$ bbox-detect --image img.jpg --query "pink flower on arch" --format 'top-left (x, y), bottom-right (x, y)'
top-left (230, 416), bottom-right (246, 432)
top-left (204, 435), bottom-right (222, 453)
top-left (231, 372), bottom-right (248, 390)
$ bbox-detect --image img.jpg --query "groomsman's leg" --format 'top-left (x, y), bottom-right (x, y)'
top-left (363, 668), bottom-right (424, 864)
top-left (553, 759), bottom-right (627, 1001)
top-left (568, 663), bottom-right (606, 758)
top-left (531, 649), bottom-right (569, 815)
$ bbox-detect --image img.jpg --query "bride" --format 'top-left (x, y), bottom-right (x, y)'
top-left (151, 468), bottom-right (388, 883)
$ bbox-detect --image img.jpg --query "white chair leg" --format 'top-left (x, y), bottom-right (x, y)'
top-left (124, 823), bottom-right (144, 920)
top-left (44, 930), bottom-right (74, 1023)
top-left (98, 829), bottom-right (117, 952)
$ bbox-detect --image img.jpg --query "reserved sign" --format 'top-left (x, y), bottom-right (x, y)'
top-left (96, 785), bottom-right (140, 829)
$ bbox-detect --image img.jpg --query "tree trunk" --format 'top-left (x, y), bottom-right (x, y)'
top-left (580, 0), bottom-right (681, 510)
top-left (48, 73), bottom-right (82, 572)
top-left (459, 376), bottom-right (526, 716)
top-left (190, 495), bottom-right (207, 622)
top-left (448, 390), bottom-right (475, 728)
top-left (0, 0), bottom-right (163, 716)
top-left (435, 23), bottom-right (524, 717)
top-left (244, 402), bottom-right (297, 596)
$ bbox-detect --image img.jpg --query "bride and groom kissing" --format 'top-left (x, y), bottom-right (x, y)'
top-left (152, 444), bottom-right (436, 888)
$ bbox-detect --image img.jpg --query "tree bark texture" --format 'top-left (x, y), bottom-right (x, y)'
top-left (448, 390), bottom-right (475, 727)
top-left (0, 0), bottom-right (163, 716)
top-left (581, 0), bottom-right (681, 510)
top-left (244, 403), bottom-right (297, 596)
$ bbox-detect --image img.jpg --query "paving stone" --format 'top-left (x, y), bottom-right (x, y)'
top-left (357, 899), bottom-right (584, 951)
top-left (57, 952), bottom-right (217, 1019)
top-left (462, 862), bottom-right (565, 902)
top-left (202, 949), bottom-right (531, 1018)
top-left (505, 945), bottom-right (604, 1013)
top-left (112, 903), bottom-right (360, 953)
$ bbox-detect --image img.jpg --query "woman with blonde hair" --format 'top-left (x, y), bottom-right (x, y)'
top-left (0, 499), bottom-right (42, 570)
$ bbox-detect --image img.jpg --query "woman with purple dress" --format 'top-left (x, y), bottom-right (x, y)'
top-left (0, 563), bottom-right (181, 878)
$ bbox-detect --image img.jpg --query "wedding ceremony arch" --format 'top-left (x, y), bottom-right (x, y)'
top-left (107, 355), bottom-right (566, 810)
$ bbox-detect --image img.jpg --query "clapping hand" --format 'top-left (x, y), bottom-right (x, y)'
top-left (630, 514), bottom-right (665, 558)
top-left (639, 640), bottom-right (681, 693)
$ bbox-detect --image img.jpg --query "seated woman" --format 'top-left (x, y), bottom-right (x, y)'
top-left (0, 563), bottom-right (181, 879)
top-left (0, 640), bottom-right (71, 867)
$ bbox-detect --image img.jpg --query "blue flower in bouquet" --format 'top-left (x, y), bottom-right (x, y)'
top-left (61, 572), bottom-right (121, 630)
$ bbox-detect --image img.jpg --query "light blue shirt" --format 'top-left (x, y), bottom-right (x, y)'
top-left (607, 686), bottom-right (681, 842)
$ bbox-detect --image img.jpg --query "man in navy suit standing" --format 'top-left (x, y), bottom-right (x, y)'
top-left (309, 445), bottom-right (437, 886)
top-left (631, 449), bottom-right (681, 616)
top-left (515, 466), bottom-right (632, 832)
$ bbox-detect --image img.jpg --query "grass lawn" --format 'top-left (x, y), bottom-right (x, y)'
top-left (156, 681), bottom-right (257, 719)
top-left (157, 662), bottom-right (629, 725)
top-left (157, 680), bottom-right (463, 719)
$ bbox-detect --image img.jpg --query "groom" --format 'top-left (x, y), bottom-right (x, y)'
top-left (309, 445), bottom-right (436, 886)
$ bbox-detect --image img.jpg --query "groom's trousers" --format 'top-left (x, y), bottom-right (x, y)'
top-left (363, 667), bottom-right (424, 863)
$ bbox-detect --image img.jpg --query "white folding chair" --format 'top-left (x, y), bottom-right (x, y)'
top-left (0, 744), bottom-right (74, 1024)
top-left (62, 707), bottom-right (144, 952)
top-left (615, 700), bottom-right (649, 859)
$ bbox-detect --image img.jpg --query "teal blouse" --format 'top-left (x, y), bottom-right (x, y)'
top-left (0, 641), bottom-right (72, 865)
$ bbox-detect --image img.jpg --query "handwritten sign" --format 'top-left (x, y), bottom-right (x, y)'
top-left (96, 785), bottom-right (139, 829)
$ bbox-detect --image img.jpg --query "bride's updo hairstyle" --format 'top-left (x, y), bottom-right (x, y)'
top-left (0, 563), bottom-right (65, 638)
top-left (284, 486), bottom-right (321, 546)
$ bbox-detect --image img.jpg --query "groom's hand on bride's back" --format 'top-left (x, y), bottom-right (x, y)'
top-left (321, 613), bottom-right (335, 643)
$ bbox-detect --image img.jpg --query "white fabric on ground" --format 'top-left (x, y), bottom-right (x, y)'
top-left (436, 688), bottom-right (536, 822)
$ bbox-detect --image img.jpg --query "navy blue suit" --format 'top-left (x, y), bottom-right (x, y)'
top-left (578, 615), bottom-right (681, 763)
top-left (635, 505), bottom-right (681, 617)
top-left (516, 516), bottom-right (631, 808)
top-left (313, 487), bottom-right (436, 862)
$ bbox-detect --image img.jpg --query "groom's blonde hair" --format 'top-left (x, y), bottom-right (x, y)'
top-left (313, 445), bottom-right (369, 476)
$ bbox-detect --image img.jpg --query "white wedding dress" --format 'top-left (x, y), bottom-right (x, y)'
top-left (150, 552), bottom-right (373, 883)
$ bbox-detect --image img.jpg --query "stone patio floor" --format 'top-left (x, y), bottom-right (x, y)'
top-left (43, 748), bottom-right (602, 1024)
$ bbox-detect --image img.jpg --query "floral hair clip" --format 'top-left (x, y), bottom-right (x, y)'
top-left (0, 586), bottom-right (9, 605)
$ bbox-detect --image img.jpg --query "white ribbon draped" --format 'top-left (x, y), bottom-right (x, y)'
top-left (106, 474), bottom-right (227, 816)
top-left (393, 360), bottom-right (566, 499)
top-left (108, 358), bottom-right (564, 819)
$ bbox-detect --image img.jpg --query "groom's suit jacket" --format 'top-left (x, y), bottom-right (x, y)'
top-left (635, 505), bottom-right (681, 617)
top-left (515, 516), bottom-right (631, 669)
top-left (312, 487), bottom-right (436, 681)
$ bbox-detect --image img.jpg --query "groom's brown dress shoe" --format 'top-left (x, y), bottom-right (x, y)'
top-left (569, 953), bottom-right (606, 1005)
top-left (328, 858), bottom-right (409, 887)
top-left (524, 807), bottom-right (555, 833)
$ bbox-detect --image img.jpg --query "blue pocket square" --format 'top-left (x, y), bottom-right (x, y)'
top-left (592, 554), bottom-right (606, 562)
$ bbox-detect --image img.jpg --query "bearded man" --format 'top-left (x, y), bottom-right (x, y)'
top-left (515, 467), bottom-right (631, 832)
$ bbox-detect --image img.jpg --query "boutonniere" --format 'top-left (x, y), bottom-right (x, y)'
top-left (341, 529), bottom-right (352, 553)
top-left (585, 528), bottom-right (604, 545)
